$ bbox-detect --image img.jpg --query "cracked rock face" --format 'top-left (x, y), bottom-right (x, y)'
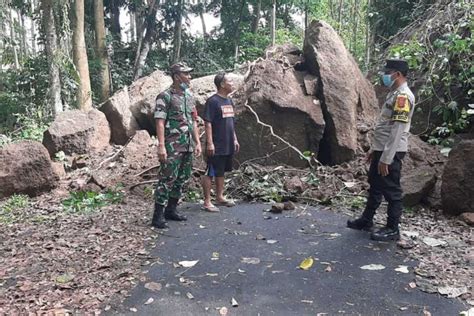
top-left (304, 20), bottom-right (378, 165)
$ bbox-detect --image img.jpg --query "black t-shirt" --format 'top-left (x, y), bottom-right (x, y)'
top-left (202, 94), bottom-right (235, 155)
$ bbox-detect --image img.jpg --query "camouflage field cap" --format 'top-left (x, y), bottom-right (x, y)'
top-left (170, 62), bottom-right (193, 75)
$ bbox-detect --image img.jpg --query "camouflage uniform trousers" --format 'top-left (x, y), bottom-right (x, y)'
top-left (154, 150), bottom-right (193, 206)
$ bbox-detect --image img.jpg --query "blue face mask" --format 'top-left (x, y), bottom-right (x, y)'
top-left (382, 74), bottom-right (395, 87)
top-left (179, 82), bottom-right (189, 91)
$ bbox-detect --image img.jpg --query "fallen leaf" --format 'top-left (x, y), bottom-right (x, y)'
top-left (238, 269), bottom-right (245, 273)
top-left (400, 306), bottom-right (408, 311)
top-left (130, 307), bottom-right (137, 312)
top-left (325, 266), bottom-right (332, 272)
top-left (360, 264), bottom-right (385, 270)
top-left (256, 234), bottom-right (266, 240)
top-left (199, 225), bottom-right (206, 229)
top-left (409, 282), bottom-right (417, 289)
top-left (104, 305), bottom-right (111, 311)
top-left (423, 308), bottom-right (432, 316)
top-left (241, 257), bottom-right (260, 264)
top-left (144, 282), bottom-right (162, 292)
top-left (299, 257), bottom-right (314, 270)
top-left (178, 260), bottom-right (199, 268)
top-left (231, 297), bottom-right (239, 307)
top-left (212, 252), bottom-right (219, 260)
top-left (343, 181), bottom-right (357, 188)
top-left (437, 286), bottom-right (468, 298)
top-left (267, 240), bottom-right (278, 244)
top-left (186, 292), bottom-right (194, 299)
top-left (55, 273), bottom-right (74, 284)
top-left (395, 265), bottom-right (409, 273)
top-left (422, 237), bottom-right (446, 247)
top-left (144, 298), bottom-right (154, 305)
top-left (301, 300), bottom-right (313, 304)
top-left (206, 273), bottom-right (218, 277)
top-left (401, 230), bottom-right (419, 239)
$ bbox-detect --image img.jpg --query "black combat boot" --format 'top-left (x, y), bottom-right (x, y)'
top-left (164, 197), bottom-right (187, 221)
top-left (347, 217), bottom-right (373, 231)
top-left (370, 226), bottom-right (400, 241)
top-left (151, 203), bottom-right (168, 229)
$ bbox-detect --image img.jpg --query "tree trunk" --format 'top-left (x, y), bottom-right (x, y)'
top-left (72, 0), bottom-right (92, 110)
top-left (110, 0), bottom-right (121, 41)
top-left (129, 10), bottom-right (136, 42)
top-left (19, 10), bottom-right (27, 58)
top-left (251, 0), bottom-right (261, 34)
top-left (41, 0), bottom-right (63, 116)
top-left (133, 0), bottom-right (159, 80)
top-left (233, 0), bottom-right (246, 61)
top-left (270, 0), bottom-right (276, 46)
top-left (31, 0), bottom-right (37, 54)
top-left (365, 0), bottom-right (371, 70)
top-left (94, 0), bottom-right (111, 102)
top-left (337, 0), bottom-right (343, 33)
top-left (199, 10), bottom-right (206, 37)
top-left (351, 0), bottom-right (359, 53)
top-left (10, 9), bottom-right (20, 69)
top-left (172, 0), bottom-right (183, 63)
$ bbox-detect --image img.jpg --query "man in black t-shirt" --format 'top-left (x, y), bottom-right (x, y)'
top-left (201, 72), bottom-right (240, 212)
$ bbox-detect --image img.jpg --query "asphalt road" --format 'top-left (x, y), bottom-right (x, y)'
top-left (108, 203), bottom-right (467, 316)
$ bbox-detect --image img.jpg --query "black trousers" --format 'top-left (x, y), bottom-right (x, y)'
top-left (362, 151), bottom-right (406, 228)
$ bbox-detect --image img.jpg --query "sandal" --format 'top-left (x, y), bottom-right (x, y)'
top-left (215, 200), bottom-right (236, 207)
top-left (202, 205), bottom-right (220, 212)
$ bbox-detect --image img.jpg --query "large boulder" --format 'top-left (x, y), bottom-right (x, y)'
top-left (129, 70), bottom-right (172, 133)
top-left (42, 109), bottom-right (111, 157)
top-left (190, 73), bottom-right (246, 115)
top-left (100, 87), bottom-right (139, 145)
top-left (441, 139), bottom-right (474, 215)
top-left (235, 59), bottom-right (325, 167)
top-left (0, 141), bottom-right (58, 198)
top-left (304, 20), bottom-right (378, 165)
top-left (401, 166), bottom-right (436, 207)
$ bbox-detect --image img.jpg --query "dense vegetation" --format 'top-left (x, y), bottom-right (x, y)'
top-left (0, 0), bottom-right (472, 147)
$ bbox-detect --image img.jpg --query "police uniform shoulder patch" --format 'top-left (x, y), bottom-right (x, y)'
top-left (391, 93), bottom-right (410, 123)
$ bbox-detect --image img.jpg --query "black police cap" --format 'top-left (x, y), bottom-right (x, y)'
top-left (384, 59), bottom-right (409, 73)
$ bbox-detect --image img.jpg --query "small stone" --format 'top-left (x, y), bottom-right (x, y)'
top-left (283, 201), bottom-right (296, 210)
top-left (460, 213), bottom-right (474, 226)
top-left (270, 203), bottom-right (284, 213)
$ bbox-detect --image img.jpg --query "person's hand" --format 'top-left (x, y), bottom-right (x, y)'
top-left (158, 145), bottom-right (167, 163)
top-left (366, 151), bottom-right (373, 164)
top-left (378, 162), bottom-right (389, 176)
top-left (207, 143), bottom-right (215, 157)
top-left (194, 142), bottom-right (202, 157)
top-left (234, 140), bottom-right (240, 153)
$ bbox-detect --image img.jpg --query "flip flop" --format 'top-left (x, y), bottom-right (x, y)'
top-left (215, 200), bottom-right (236, 207)
top-left (202, 205), bottom-right (220, 212)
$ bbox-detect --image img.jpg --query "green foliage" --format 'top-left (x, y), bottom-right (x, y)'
top-left (62, 187), bottom-right (124, 213)
top-left (0, 194), bottom-right (29, 224)
top-left (389, 10), bottom-right (473, 147)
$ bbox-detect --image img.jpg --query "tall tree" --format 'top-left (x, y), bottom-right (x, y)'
top-left (251, 0), bottom-right (261, 34)
top-left (270, 0), bottom-right (276, 46)
top-left (94, 0), bottom-right (111, 102)
top-left (132, 0), bottom-right (159, 80)
top-left (31, 0), bottom-right (37, 54)
top-left (172, 0), bottom-right (183, 63)
top-left (9, 8), bottom-right (20, 69)
top-left (41, 0), bottom-right (62, 116)
top-left (72, 0), bottom-right (92, 110)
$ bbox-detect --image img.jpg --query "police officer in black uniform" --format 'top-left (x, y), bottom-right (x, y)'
top-left (347, 59), bottom-right (415, 241)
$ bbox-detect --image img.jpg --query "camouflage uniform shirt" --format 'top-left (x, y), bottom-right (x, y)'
top-left (154, 87), bottom-right (198, 153)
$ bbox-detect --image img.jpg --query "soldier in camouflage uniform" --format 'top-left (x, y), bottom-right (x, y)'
top-left (347, 59), bottom-right (415, 241)
top-left (151, 63), bottom-right (202, 229)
